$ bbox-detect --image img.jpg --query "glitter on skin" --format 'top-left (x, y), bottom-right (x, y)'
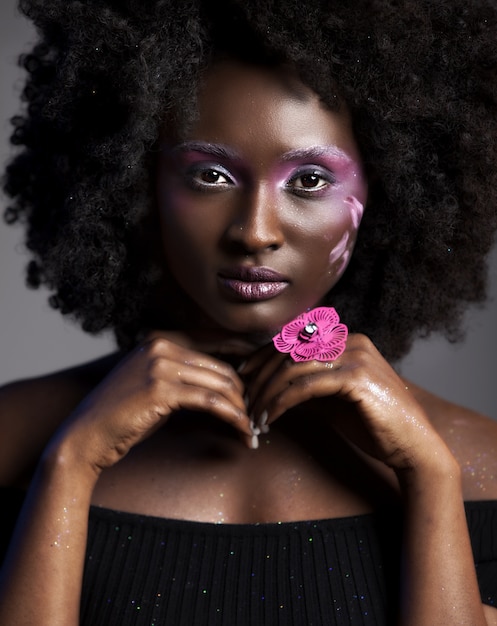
top-left (51, 505), bottom-right (72, 549)
top-left (366, 382), bottom-right (429, 436)
top-left (365, 382), bottom-right (399, 408)
top-left (462, 453), bottom-right (496, 493)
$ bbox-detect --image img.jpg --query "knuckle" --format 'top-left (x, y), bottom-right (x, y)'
top-left (295, 375), bottom-right (314, 391)
top-left (145, 336), bottom-right (173, 357)
top-left (147, 353), bottom-right (170, 380)
top-left (221, 374), bottom-right (237, 393)
top-left (204, 390), bottom-right (222, 407)
top-left (271, 393), bottom-right (286, 414)
top-left (145, 374), bottom-right (166, 399)
top-left (350, 332), bottom-right (375, 352)
top-left (288, 374), bottom-right (315, 391)
top-left (354, 350), bottom-right (372, 370)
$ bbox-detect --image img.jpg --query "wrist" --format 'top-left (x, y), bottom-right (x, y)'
top-left (396, 445), bottom-right (462, 498)
top-left (40, 431), bottom-right (102, 495)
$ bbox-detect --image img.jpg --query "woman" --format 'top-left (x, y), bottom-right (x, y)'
top-left (1, 0), bottom-right (497, 624)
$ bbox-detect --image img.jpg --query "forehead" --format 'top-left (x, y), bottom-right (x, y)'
top-left (175, 60), bottom-right (361, 163)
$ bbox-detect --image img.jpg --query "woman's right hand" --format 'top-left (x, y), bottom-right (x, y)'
top-left (1, 330), bottom-right (253, 626)
top-left (46, 332), bottom-right (253, 479)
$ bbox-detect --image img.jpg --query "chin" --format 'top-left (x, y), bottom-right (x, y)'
top-left (206, 302), bottom-right (309, 339)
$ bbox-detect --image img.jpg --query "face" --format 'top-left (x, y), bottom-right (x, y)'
top-left (157, 61), bottom-right (367, 338)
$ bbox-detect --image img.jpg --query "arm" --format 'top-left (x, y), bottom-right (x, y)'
top-left (0, 444), bottom-right (97, 625)
top-left (0, 334), bottom-right (252, 626)
top-left (398, 452), bottom-right (486, 625)
top-left (241, 333), bottom-right (491, 625)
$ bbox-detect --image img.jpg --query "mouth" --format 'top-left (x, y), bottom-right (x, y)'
top-left (218, 266), bottom-right (290, 302)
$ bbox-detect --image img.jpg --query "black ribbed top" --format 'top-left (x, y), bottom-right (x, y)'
top-left (80, 501), bottom-right (497, 625)
top-left (1, 489), bottom-right (496, 625)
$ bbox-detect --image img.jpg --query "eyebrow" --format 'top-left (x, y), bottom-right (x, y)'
top-left (169, 141), bottom-right (351, 163)
top-left (170, 141), bottom-right (240, 160)
top-left (279, 146), bottom-right (351, 162)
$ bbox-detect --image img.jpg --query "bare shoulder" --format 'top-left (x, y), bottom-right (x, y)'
top-left (0, 352), bottom-right (122, 488)
top-left (408, 381), bottom-right (497, 500)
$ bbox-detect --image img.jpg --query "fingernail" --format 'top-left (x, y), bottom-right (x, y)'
top-left (250, 434), bottom-right (259, 449)
top-left (259, 410), bottom-right (268, 427)
top-left (260, 424), bottom-right (270, 434)
top-left (250, 419), bottom-right (261, 436)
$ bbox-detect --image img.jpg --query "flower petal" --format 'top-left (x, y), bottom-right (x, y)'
top-left (280, 317), bottom-right (307, 342)
top-left (273, 307), bottom-right (348, 362)
top-left (310, 306), bottom-right (340, 328)
top-left (273, 335), bottom-right (296, 353)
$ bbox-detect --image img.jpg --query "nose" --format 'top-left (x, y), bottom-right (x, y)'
top-left (224, 184), bottom-right (284, 254)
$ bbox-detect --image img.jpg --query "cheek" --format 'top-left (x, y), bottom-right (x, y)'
top-left (158, 184), bottom-right (211, 248)
top-left (157, 195), bottom-right (208, 284)
top-left (321, 159), bottom-right (367, 269)
top-left (325, 195), bottom-right (364, 272)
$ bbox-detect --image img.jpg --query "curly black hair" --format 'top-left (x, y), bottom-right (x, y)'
top-left (3, 0), bottom-right (497, 361)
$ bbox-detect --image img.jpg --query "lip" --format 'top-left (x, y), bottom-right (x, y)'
top-left (218, 266), bottom-right (289, 302)
top-left (219, 266), bottom-right (288, 282)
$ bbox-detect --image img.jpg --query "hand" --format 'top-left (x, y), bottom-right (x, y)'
top-left (240, 333), bottom-right (453, 476)
top-left (47, 331), bottom-right (254, 477)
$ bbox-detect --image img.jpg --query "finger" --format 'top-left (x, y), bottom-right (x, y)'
top-left (248, 333), bottom-right (368, 420)
top-left (161, 381), bottom-right (253, 436)
top-left (161, 379), bottom-right (258, 448)
top-left (250, 360), bottom-right (339, 425)
top-left (139, 336), bottom-right (246, 396)
top-left (138, 337), bottom-right (256, 446)
top-left (148, 355), bottom-right (248, 414)
top-left (251, 333), bottom-right (404, 425)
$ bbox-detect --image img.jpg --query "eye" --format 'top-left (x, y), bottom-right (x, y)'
top-left (186, 164), bottom-right (236, 191)
top-left (294, 173), bottom-right (327, 189)
top-left (287, 167), bottom-right (336, 197)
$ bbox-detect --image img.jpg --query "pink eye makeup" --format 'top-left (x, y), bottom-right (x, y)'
top-left (165, 140), bottom-right (365, 205)
top-left (285, 166), bottom-right (337, 198)
top-left (278, 145), bottom-right (355, 186)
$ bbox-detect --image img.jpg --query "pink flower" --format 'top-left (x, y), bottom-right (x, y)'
top-left (272, 307), bottom-right (348, 362)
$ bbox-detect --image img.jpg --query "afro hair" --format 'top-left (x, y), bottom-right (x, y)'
top-left (3, 0), bottom-right (497, 360)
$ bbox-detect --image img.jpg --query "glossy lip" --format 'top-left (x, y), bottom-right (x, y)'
top-left (218, 266), bottom-right (289, 302)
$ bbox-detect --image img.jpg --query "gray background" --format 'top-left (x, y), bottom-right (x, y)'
top-left (1, 0), bottom-right (496, 418)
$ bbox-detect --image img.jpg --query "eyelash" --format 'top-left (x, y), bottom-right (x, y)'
top-left (185, 164), bottom-right (235, 191)
top-left (183, 163), bottom-right (337, 197)
top-left (286, 168), bottom-right (337, 197)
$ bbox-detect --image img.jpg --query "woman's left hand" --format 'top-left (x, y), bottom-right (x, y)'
top-left (240, 333), bottom-right (453, 477)
top-left (241, 334), bottom-right (496, 626)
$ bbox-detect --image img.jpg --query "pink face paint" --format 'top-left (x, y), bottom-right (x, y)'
top-left (344, 195), bottom-right (365, 230)
top-left (326, 195), bottom-right (365, 271)
top-left (328, 230), bottom-right (352, 270)
top-left (167, 141), bottom-right (367, 282)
